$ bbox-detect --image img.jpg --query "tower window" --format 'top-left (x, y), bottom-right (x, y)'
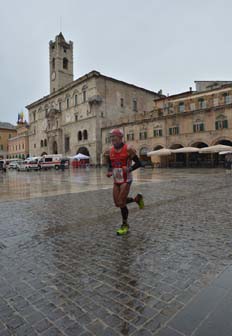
top-left (75, 95), bottom-right (78, 106)
top-left (83, 130), bottom-right (88, 140)
top-left (63, 58), bottom-right (68, 70)
top-left (133, 99), bottom-right (137, 112)
top-left (66, 98), bottom-right (70, 109)
top-left (78, 131), bottom-right (82, 141)
top-left (52, 58), bottom-right (55, 70)
top-left (83, 91), bottom-right (86, 103)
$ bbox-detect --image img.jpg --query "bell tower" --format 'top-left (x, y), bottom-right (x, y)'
top-left (49, 33), bottom-right (73, 93)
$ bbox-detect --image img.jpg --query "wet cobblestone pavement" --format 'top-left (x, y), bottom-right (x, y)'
top-left (0, 168), bottom-right (232, 335)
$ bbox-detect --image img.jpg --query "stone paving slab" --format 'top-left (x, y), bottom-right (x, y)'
top-left (0, 170), bottom-right (232, 335)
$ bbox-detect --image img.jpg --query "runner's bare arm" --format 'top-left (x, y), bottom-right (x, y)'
top-left (104, 148), bottom-right (113, 175)
top-left (127, 145), bottom-right (142, 172)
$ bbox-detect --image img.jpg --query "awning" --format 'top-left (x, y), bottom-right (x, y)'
top-left (172, 147), bottom-right (200, 153)
top-left (199, 145), bottom-right (232, 153)
top-left (147, 148), bottom-right (173, 156)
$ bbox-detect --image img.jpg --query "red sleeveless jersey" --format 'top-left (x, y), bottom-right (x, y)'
top-left (110, 144), bottom-right (132, 184)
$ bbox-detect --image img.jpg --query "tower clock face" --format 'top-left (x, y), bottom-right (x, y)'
top-left (51, 71), bottom-right (56, 80)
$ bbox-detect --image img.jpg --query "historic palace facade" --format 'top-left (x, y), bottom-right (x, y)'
top-left (8, 122), bottom-right (29, 159)
top-left (26, 33), bottom-right (160, 164)
top-left (101, 81), bottom-right (232, 166)
top-left (0, 123), bottom-right (16, 159)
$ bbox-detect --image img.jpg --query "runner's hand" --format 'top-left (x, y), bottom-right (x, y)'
top-left (106, 171), bottom-right (112, 177)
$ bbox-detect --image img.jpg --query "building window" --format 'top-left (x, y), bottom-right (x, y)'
top-left (44, 139), bottom-right (47, 147)
top-left (190, 103), bottom-right (195, 111)
top-left (41, 140), bottom-right (44, 147)
top-left (75, 115), bottom-right (78, 122)
top-left (66, 98), bottom-right (69, 109)
top-left (52, 58), bottom-right (55, 70)
top-left (8, 134), bottom-right (11, 139)
top-left (0, 144), bottom-right (3, 150)
top-left (213, 98), bottom-right (219, 106)
top-left (193, 123), bottom-right (204, 132)
top-left (215, 119), bottom-right (228, 130)
top-left (83, 130), bottom-right (88, 140)
top-left (33, 111), bottom-right (36, 121)
top-left (75, 94), bottom-right (78, 106)
top-left (59, 101), bottom-right (62, 112)
top-left (139, 131), bottom-right (147, 140)
top-left (127, 133), bottom-right (134, 141)
top-left (198, 98), bottom-right (206, 109)
top-left (120, 98), bottom-right (124, 108)
top-left (34, 144), bottom-right (36, 148)
top-left (153, 129), bottom-right (163, 137)
top-left (224, 93), bottom-right (232, 104)
top-left (64, 136), bottom-right (70, 152)
top-left (78, 131), bottom-right (82, 141)
top-left (133, 99), bottom-right (137, 112)
top-left (63, 58), bottom-right (68, 70)
top-left (83, 90), bottom-right (86, 103)
top-left (178, 102), bottom-right (185, 112)
top-left (22, 143), bottom-right (24, 149)
top-left (169, 126), bottom-right (179, 135)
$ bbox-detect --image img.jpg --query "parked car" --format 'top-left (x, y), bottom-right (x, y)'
top-left (8, 161), bottom-right (21, 169)
top-left (16, 161), bottom-right (28, 171)
top-left (0, 160), bottom-right (7, 172)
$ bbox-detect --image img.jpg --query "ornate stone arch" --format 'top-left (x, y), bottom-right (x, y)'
top-left (189, 140), bottom-right (208, 148)
top-left (211, 137), bottom-right (232, 146)
top-left (169, 144), bottom-right (183, 149)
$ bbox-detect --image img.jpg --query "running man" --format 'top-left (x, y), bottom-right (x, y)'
top-left (106, 128), bottom-right (144, 235)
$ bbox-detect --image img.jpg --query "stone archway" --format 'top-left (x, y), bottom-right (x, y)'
top-left (169, 144), bottom-right (184, 166)
top-left (154, 145), bottom-right (163, 151)
top-left (191, 141), bottom-right (208, 148)
top-left (214, 139), bottom-right (232, 146)
top-left (169, 144), bottom-right (183, 149)
top-left (76, 147), bottom-right (90, 156)
top-left (139, 147), bottom-right (151, 165)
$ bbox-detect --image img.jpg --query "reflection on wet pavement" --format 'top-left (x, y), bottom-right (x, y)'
top-left (0, 167), bottom-right (224, 202)
top-left (0, 168), bottom-right (232, 335)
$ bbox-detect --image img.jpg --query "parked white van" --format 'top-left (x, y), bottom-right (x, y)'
top-left (38, 155), bottom-right (64, 170)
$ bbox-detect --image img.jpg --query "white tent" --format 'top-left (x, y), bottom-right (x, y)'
top-left (219, 151), bottom-right (232, 155)
top-left (147, 148), bottom-right (173, 156)
top-left (199, 145), bottom-right (232, 153)
top-left (172, 147), bottom-right (199, 153)
top-left (72, 153), bottom-right (90, 160)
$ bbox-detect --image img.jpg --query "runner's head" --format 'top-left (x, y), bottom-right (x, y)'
top-left (110, 129), bottom-right (124, 148)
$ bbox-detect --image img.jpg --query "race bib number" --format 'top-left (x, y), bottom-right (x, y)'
top-left (113, 168), bottom-right (124, 183)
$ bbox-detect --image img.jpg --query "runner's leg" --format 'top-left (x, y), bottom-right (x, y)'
top-left (118, 183), bottom-right (131, 225)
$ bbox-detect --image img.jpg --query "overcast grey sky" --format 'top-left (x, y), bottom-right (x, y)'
top-left (1, 0), bottom-right (232, 124)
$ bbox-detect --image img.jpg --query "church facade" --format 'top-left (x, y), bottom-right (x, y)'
top-left (26, 33), bottom-right (160, 164)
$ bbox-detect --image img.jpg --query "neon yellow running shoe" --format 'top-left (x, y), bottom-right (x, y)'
top-left (135, 193), bottom-right (144, 209)
top-left (116, 224), bottom-right (129, 236)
